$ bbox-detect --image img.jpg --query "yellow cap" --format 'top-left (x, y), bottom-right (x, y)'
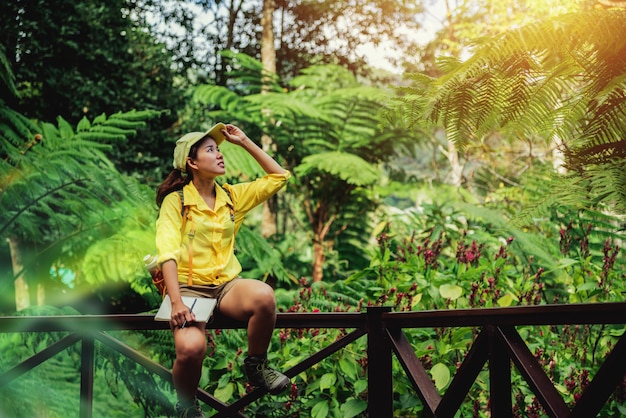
top-left (172, 123), bottom-right (226, 171)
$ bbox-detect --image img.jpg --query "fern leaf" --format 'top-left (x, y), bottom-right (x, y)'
top-left (295, 152), bottom-right (379, 186)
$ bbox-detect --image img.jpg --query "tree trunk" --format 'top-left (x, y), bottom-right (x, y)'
top-left (446, 139), bottom-right (464, 187)
top-left (312, 240), bottom-right (325, 283)
top-left (261, 0), bottom-right (279, 237)
top-left (552, 135), bottom-right (567, 175)
top-left (261, 0), bottom-right (276, 79)
top-left (309, 210), bottom-right (338, 282)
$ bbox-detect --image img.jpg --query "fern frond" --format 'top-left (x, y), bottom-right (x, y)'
top-left (289, 64), bottom-right (360, 93)
top-left (1, 110), bottom-right (159, 256)
top-left (221, 142), bottom-right (266, 180)
top-left (74, 132), bottom-right (128, 142)
top-left (221, 50), bottom-right (282, 94)
top-left (415, 9), bottom-right (626, 145)
top-left (0, 108), bottom-right (38, 143)
top-left (456, 202), bottom-right (561, 270)
top-left (512, 172), bottom-right (598, 226)
top-left (246, 92), bottom-right (327, 122)
top-left (108, 109), bottom-right (165, 121)
top-left (586, 160), bottom-right (626, 214)
top-left (0, 44), bottom-right (17, 97)
top-left (295, 152), bottom-right (379, 186)
top-left (194, 85), bottom-right (247, 113)
top-left (398, 8), bottom-right (626, 214)
top-left (235, 226), bottom-right (295, 285)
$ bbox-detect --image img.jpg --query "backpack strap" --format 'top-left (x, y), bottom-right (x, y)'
top-left (177, 189), bottom-right (195, 287)
top-left (223, 186), bottom-right (237, 253)
top-left (177, 189), bottom-right (186, 218)
top-left (223, 186), bottom-right (235, 222)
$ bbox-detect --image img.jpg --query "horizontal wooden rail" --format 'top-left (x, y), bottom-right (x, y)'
top-left (0, 311), bottom-right (367, 332)
top-left (381, 301), bottom-right (626, 327)
top-left (2, 301), bottom-right (624, 334)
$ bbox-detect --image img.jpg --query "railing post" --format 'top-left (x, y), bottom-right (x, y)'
top-left (367, 306), bottom-right (393, 417)
top-left (80, 335), bottom-right (95, 418)
top-left (488, 325), bottom-right (512, 416)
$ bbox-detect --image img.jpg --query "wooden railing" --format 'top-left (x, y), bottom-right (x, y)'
top-left (1, 302), bottom-right (626, 417)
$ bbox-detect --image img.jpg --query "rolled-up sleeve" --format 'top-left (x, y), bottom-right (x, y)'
top-left (226, 171), bottom-right (291, 219)
top-left (156, 193), bottom-right (184, 266)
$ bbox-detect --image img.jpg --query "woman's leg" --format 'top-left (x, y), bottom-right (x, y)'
top-left (218, 279), bottom-right (289, 394)
top-left (218, 279), bottom-right (277, 356)
top-left (171, 323), bottom-right (207, 404)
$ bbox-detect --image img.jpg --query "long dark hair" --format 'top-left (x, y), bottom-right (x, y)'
top-left (156, 138), bottom-right (205, 207)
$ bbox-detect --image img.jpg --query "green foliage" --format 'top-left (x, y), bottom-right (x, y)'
top-left (1, 109), bottom-right (160, 237)
top-left (0, 48), bottom-right (163, 310)
top-left (346, 203), bottom-right (625, 415)
top-left (0, 306), bottom-right (173, 417)
top-left (97, 330), bottom-right (176, 416)
top-left (1, 109), bottom-right (161, 279)
top-left (235, 226), bottom-right (297, 285)
top-left (388, 8), bottom-right (626, 216)
top-left (0, 45), bottom-right (17, 98)
top-left (0, 0), bottom-right (183, 183)
top-left (263, 207), bottom-right (623, 417)
top-left (413, 0), bottom-right (587, 76)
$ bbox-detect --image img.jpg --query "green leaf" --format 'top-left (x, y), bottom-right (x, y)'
top-left (353, 379), bottom-right (368, 394)
top-left (339, 357), bottom-right (358, 380)
top-left (558, 258), bottom-right (579, 268)
top-left (213, 356), bottom-right (230, 370)
top-left (76, 116), bottom-right (92, 131)
top-left (320, 372), bottom-right (337, 391)
top-left (312, 400), bottom-right (330, 418)
top-left (340, 398), bottom-right (368, 418)
top-left (439, 284), bottom-right (463, 300)
top-left (497, 293), bottom-right (515, 307)
top-left (430, 363), bottom-right (450, 390)
top-left (213, 382), bottom-right (234, 402)
top-left (577, 281), bottom-right (599, 291)
top-left (554, 382), bottom-right (569, 396)
top-left (282, 354), bottom-right (308, 369)
top-left (217, 373), bottom-right (231, 388)
top-left (305, 378), bottom-right (321, 396)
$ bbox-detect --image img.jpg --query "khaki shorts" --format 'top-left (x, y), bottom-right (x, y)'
top-left (178, 278), bottom-right (240, 311)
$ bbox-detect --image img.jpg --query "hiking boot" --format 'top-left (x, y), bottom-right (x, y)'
top-left (175, 398), bottom-right (205, 418)
top-left (244, 355), bottom-right (290, 395)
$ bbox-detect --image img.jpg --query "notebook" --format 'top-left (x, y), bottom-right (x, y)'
top-left (154, 295), bottom-right (217, 322)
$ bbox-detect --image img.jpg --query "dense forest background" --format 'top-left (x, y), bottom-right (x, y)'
top-left (1, 0), bottom-right (625, 417)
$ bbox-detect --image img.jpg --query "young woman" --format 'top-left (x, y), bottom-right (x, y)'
top-left (155, 123), bottom-right (290, 417)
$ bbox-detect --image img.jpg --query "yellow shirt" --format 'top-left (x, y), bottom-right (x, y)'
top-left (156, 172), bottom-right (290, 286)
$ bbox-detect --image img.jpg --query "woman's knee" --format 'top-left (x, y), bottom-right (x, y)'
top-left (220, 279), bottom-right (277, 319)
top-left (251, 284), bottom-right (277, 314)
top-left (175, 330), bottom-right (207, 361)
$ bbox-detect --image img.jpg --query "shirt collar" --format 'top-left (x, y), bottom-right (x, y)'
top-left (183, 182), bottom-right (231, 211)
